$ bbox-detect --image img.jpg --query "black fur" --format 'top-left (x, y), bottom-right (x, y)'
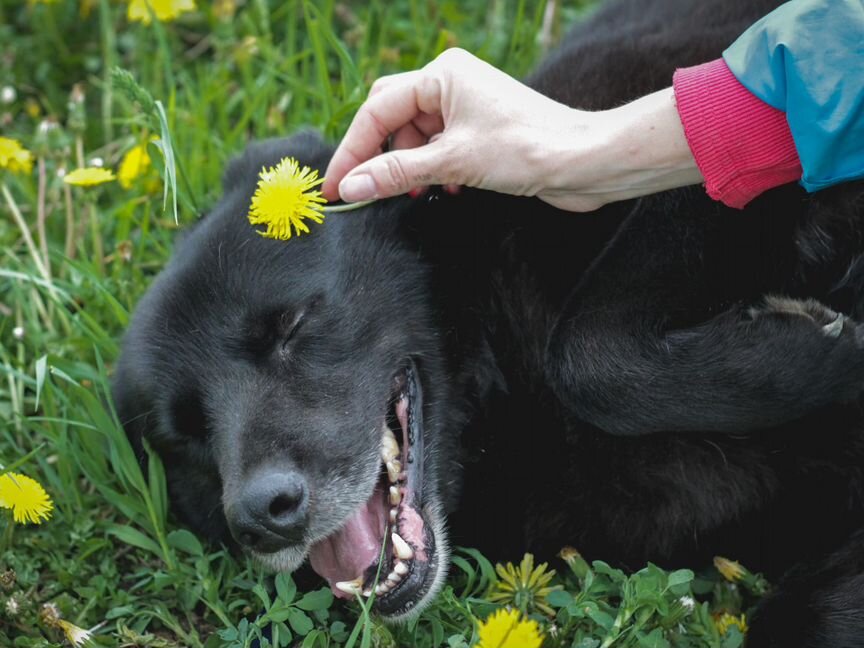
top-left (114, 0), bottom-right (864, 643)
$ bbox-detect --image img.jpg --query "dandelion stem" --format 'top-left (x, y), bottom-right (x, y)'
top-left (2, 183), bottom-right (52, 285)
top-left (36, 157), bottom-right (50, 279)
top-left (63, 182), bottom-right (76, 262)
top-left (88, 201), bottom-right (105, 275)
top-left (322, 199), bottom-right (376, 213)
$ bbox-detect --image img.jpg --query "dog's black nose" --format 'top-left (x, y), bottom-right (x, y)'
top-left (228, 469), bottom-right (309, 552)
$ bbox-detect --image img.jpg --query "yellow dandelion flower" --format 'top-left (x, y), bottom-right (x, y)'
top-left (248, 157), bottom-right (327, 240)
top-left (488, 553), bottom-right (561, 617)
top-left (118, 141), bottom-right (153, 189)
top-left (57, 620), bottom-right (93, 647)
top-left (476, 608), bottom-right (544, 648)
top-left (127, 0), bottom-right (195, 24)
top-left (0, 472), bottom-right (53, 524)
top-left (714, 556), bottom-right (745, 583)
top-left (25, 98), bottom-right (42, 118)
top-left (64, 167), bottom-right (116, 187)
top-left (80, 0), bottom-right (98, 18)
top-left (0, 137), bottom-right (34, 175)
top-left (714, 612), bottom-right (748, 636)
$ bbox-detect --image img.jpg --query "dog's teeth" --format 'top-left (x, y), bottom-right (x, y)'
top-left (392, 532), bottom-right (414, 560)
top-left (389, 508), bottom-right (398, 524)
top-left (335, 579), bottom-right (363, 596)
top-left (394, 561), bottom-right (409, 576)
top-left (375, 583), bottom-right (389, 595)
top-left (389, 485), bottom-right (401, 506)
top-left (386, 459), bottom-right (402, 483)
top-left (362, 589), bottom-right (372, 598)
top-left (381, 424), bottom-right (400, 462)
top-left (387, 572), bottom-right (401, 585)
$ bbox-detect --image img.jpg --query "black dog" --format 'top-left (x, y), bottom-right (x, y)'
top-left (114, 0), bottom-right (864, 642)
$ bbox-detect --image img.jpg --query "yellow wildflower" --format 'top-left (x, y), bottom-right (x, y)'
top-left (488, 553), bottom-right (561, 617)
top-left (0, 137), bottom-right (34, 175)
top-left (57, 620), bottom-right (93, 647)
top-left (80, 0), bottom-right (98, 18)
top-left (714, 612), bottom-right (748, 636)
top-left (64, 167), bottom-right (116, 187)
top-left (127, 0), bottom-right (195, 24)
top-left (0, 472), bottom-right (53, 524)
top-left (248, 157), bottom-right (327, 240)
top-left (118, 141), bottom-right (153, 189)
top-left (213, 0), bottom-right (236, 20)
top-left (25, 99), bottom-right (41, 118)
top-left (714, 556), bottom-right (745, 583)
top-left (476, 608), bottom-right (544, 648)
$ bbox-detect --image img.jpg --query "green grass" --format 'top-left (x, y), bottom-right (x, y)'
top-left (1, 1), bottom-right (762, 646)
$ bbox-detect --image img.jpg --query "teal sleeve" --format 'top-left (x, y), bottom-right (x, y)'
top-left (722, 0), bottom-right (864, 192)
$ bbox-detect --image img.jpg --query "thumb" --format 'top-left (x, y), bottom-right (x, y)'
top-left (338, 141), bottom-right (453, 202)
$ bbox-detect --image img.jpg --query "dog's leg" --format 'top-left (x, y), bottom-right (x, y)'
top-left (546, 192), bottom-right (864, 435)
top-left (746, 529), bottom-right (864, 648)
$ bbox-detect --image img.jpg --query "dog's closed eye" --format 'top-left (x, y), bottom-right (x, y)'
top-left (278, 309), bottom-right (306, 353)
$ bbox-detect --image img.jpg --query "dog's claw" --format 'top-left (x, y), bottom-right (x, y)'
top-left (822, 314), bottom-right (847, 338)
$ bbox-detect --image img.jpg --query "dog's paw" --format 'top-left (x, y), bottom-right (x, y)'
top-left (748, 296), bottom-right (850, 339)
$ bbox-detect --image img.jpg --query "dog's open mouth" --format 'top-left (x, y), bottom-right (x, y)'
top-left (307, 364), bottom-right (437, 617)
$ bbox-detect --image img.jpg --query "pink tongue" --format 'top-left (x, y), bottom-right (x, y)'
top-left (308, 485), bottom-right (387, 598)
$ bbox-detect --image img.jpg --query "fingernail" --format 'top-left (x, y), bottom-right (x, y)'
top-left (340, 174), bottom-right (377, 202)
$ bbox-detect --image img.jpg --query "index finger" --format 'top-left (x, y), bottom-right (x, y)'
top-left (323, 70), bottom-right (443, 200)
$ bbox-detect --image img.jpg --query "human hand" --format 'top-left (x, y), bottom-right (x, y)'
top-left (323, 48), bottom-right (702, 212)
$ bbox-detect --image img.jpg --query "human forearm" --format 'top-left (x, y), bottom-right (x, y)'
top-left (540, 87), bottom-right (703, 212)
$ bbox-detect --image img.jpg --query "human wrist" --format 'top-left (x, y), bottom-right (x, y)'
top-left (601, 87), bottom-right (703, 197)
top-left (545, 88), bottom-right (703, 210)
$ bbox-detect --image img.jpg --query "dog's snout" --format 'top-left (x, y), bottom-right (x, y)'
top-left (228, 469), bottom-right (309, 552)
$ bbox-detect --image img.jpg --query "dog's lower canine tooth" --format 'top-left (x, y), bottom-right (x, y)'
top-left (389, 485), bottom-right (401, 506)
top-left (394, 561), bottom-right (408, 576)
top-left (335, 579), bottom-right (363, 596)
top-left (380, 424), bottom-right (400, 462)
top-left (392, 532), bottom-right (414, 560)
top-left (389, 508), bottom-right (398, 523)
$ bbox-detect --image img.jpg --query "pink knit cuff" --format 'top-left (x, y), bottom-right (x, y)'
top-left (672, 59), bottom-right (802, 209)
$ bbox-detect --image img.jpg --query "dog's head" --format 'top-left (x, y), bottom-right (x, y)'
top-left (114, 134), bottom-right (459, 619)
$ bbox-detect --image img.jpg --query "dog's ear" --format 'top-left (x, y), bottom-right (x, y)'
top-left (221, 132), bottom-right (336, 196)
top-left (111, 360), bottom-right (152, 467)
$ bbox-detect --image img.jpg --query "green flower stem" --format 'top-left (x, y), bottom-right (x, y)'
top-left (36, 157), bottom-right (50, 280)
top-left (600, 606), bottom-right (633, 648)
top-left (322, 199), bottom-right (377, 213)
top-left (87, 200), bottom-right (105, 276)
top-left (63, 182), bottom-right (76, 262)
top-left (2, 183), bottom-right (51, 284)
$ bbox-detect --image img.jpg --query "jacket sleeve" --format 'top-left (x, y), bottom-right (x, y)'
top-left (722, 0), bottom-right (864, 193)
top-left (673, 58), bottom-right (801, 209)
